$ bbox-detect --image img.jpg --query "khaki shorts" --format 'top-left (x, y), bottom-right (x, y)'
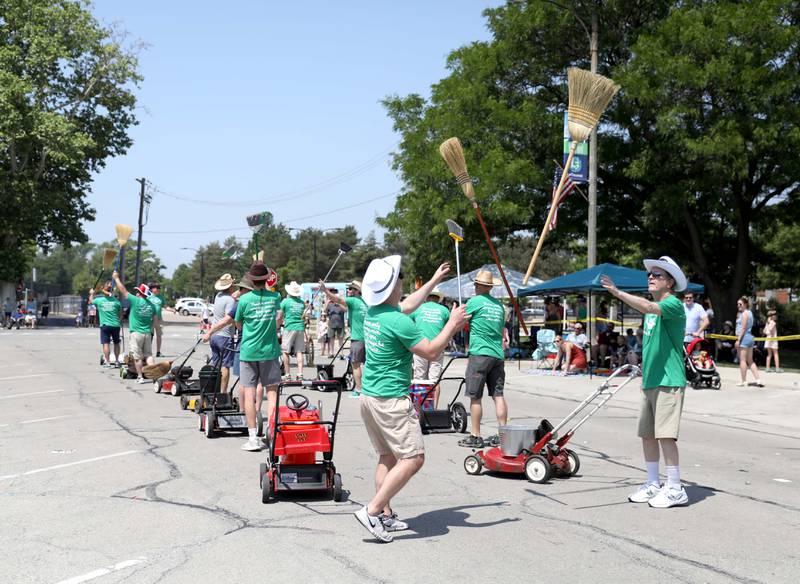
top-left (281, 329), bottom-right (305, 354)
top-left (152, 320), bottom-right (162, 336)
top-left (360, 394), bottom-right (425, 460)
top-left (130, 332), bottom-right (152, 360)
top-left (413, 353), bottom-right (444, 381)
top-left (638, 386), bottom-right (685, 440)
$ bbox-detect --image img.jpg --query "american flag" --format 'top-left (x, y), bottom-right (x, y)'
top-left (549, 165), bottom-right (576, 231)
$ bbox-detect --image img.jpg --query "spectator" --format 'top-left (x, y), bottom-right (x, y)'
top-left (552, 335), bottom-right (588, 375)
top-left (682, 292), bottom-right (709, 345)
top-left (326, 289), bottom-right (346, 353)
top-left (40, 297), bottom-right (50, 321)
top-left (763, 310), bottom-right (782, 372)
top-left (545, 299), bottom-right (562, 334)
top-left (317, 313), bottom-right (331, 357)
top-left (735, 297), bottom-right (763, 387)
top-left (566, 322), bottom-right (589, 351)
top-left (715, 320), bottom-right (735, 362)
top-left (593, 321), bottom-right (619, 367)
top-left (702, 299), bottom-right (715, 334)
top-left (87, 302), bottom-right (97, 328)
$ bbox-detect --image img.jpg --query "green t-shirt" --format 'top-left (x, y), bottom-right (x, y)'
top-left (466, 293), bottom-right (505, 360)
top-left (641, 294), bottom-right (686, 389)
top-left (362, 304), bottom-right (424, 398)
top-left (92, 295), bottom-right (121, 328)
top-left (280, 296), bottom-right (305, 331)
top-left (345, 296), bottom-right (368, 341)
top-left (411, 301), bottom-right (450, 341)
top-left (127, 295), bottom-right (155, 334)
top-left (236, 289), bottom-right (282, 361)
top-left (148, 294), bottom-right (165, 317)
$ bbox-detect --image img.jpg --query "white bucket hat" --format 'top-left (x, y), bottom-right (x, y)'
top-left (643, 256), bottom-right (687, 292)
top-left (285, 281), bottom-right (303, 297)
top-left (362, 255), bottom-right (402, 307)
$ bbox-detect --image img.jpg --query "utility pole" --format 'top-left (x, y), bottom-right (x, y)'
top-left (134, 177), bottom-right (147, 285)
top-left (312, 232), bottom-right (318, 281)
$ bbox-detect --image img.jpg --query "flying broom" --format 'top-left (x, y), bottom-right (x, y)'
top-left (439, 138), bottom-right (528, 335)
top-left (522, 68), bottom-right (620, 284)
top-left (143, 360), bottom-right (173, 380)
top-left (91, 248), bottom-right (118, 291)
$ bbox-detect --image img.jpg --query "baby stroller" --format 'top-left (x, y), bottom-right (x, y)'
top-left (685, 338), bottom-right (721, 390)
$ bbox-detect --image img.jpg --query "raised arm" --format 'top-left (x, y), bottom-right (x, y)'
top-left (318, 281), bottom-right (346, 307)
top-left (400, 263), bottom-right (450, 314)
top-left (601, 276), bottom-right (661, 315)
top-left (111, 271), bottom-right (129, 300)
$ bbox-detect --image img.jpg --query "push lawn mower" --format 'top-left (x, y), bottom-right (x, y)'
top-left (259, 378), bottom-right (344, 504)
top-left (315, 337), bottom-right (355, 391)
top-left (409, 356), bottom-right (468, 434)
top-left (152, 339), bottom-right (211, 400)
top-left (193, 344), bottom-right (249, 437)
top-left (464, 364), bottom-right (641, 483)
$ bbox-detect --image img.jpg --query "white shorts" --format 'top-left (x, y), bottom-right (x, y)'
top-left (130, 332), bottom-right (152, 360)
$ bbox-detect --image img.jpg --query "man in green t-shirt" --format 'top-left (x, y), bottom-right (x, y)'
top-left (410, 287), bottom-right (450, 407)
top-left (235, 262), bottom-right (283, 452)
top-left (354, 256), bottom-right (466, 543)
top-left (320, 279), bottom-right (368, 398)
top-left (89, 281), bottom-right (123, 368)
top-left (280, 281), bottom-right (306, 381)
top-left (112, 271), bottom-right (156, 384)
top-left (458, 270), bottom-right (510, 449)
top-left (148, 282), bottom-right (166, 357)
top-left (601, 255), bottom-right (689, 509)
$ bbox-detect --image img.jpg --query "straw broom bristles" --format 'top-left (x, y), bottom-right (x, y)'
top-left (566, 68), bottom-right (620, 142)
top-left (102, 248), bottom-right (117, 269)
top-left (439, 138), bottom-right (475, 201)
top-left (115, 224), bottom-right (134, 247)
top-left (142, 360), bottom-right (172, 380)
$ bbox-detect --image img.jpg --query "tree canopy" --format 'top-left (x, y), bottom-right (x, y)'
top-left (0, 0), bottom-right (142, 280)
top-left (381, 0), bottom-right (800, 321)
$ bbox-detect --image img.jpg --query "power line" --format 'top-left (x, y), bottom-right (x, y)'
top-left (145, 191), bottom-right (398, 235)
top-left (148, 145), bottom-right (395, 207)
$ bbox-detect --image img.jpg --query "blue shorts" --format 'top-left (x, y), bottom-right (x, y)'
top-left (740, 333), bottom-right (755, 349)
top-left (210, 335), bottom-right (235, 368)
top-left (100, 326), bottom-right (121, 345)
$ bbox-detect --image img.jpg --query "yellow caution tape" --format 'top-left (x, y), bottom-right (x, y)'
top-left (706, 333), bottom-right (800, 342)
top-left (541, 317), bottom-right (624, 326)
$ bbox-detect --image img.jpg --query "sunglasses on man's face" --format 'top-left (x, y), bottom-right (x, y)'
top-left (646, 271), bottom-right (667, 280)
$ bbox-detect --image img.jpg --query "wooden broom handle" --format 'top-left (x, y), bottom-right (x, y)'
top-left (472, 202), bottom-right (529, 336)
top-left (522, 143), bottom-right (577, 285)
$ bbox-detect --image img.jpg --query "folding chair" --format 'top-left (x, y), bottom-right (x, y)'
top-left (532, 328), bottom-right (558, 369)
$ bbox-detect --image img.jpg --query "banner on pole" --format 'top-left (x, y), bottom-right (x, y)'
top-left (564, 112), bottom-right (589, 183)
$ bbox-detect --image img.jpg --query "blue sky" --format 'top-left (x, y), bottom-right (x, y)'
top-left (86, 1), bottom-right (503, 275)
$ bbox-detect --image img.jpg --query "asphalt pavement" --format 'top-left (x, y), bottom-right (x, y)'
top-left (1, 321), bottom-right (799, 584)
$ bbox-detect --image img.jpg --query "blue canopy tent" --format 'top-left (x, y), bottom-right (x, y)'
top-left (517, 263), bottom-right (704, 296)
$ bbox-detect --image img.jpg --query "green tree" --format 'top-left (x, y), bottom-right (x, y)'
top-left (382, 0), bottom-right (800, 322)
top-left (0, 0), bottom-right (142, 280)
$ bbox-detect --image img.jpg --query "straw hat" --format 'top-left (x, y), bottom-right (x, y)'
top-left (285, 281), bottom-right (303, 297)
top-left (428, 287), bottom-right (444, 299)
top-left (643, 255), bottom-right (687, 292)
top-left (214, 273), bottom-right (235, 290)
top-left (473, 270), bottom-right (500, 287)
top-left (347, 280), bottom-right (362, 292)
top-left (362, 255), bottom-right (402, 307)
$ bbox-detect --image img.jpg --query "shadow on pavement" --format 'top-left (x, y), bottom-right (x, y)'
top-left (394, 502), bottom-right (520, 540)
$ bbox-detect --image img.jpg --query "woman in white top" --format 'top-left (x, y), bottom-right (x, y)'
top-left (763, 310), bottom-right (782, 372)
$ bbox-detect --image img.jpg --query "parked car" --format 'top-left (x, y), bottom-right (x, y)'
top-left (175, 299), bottom-right (208, 316)
top-left (521, 308), bottom-right (545, 319)
top-left (174, 297), bottom-right (204, 311)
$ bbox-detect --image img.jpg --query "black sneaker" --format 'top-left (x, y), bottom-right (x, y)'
top-left (485, 434), bottom-right (500, 447)
top-left (458, 435), bottom-right (484, 448)
top-left (156, 352), bottom-right (163, 357)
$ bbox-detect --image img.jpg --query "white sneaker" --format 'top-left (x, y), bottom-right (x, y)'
top-left (136, 377), bottom-right (148, 385)
top-left (354, 505), bottom-right (393, 543)
top-left (380, 512), bottom-right (409, 532)
top-left (628, 482), bottom-right (662, 503)
top-left (648, 484), bottom-right (689, 508)
top-left (241, 439), bottom-right (262, 452)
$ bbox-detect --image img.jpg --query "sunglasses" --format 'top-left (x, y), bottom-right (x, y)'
top-left (646, 271), bottom-right (666, 280)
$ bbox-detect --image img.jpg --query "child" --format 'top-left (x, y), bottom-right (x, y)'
top-left (317, 313), bottom-right (330, 357)
top-left (764, 310), bottom-right (782, 372)
top-left (75, 311), bottom-right (83, 327)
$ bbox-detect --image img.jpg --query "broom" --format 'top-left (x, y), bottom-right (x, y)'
top-left (92, 248), bottom-right (118, 291)
top-left (523, 68), bottom-right (620, 284)
top-left (113, 224), bottom-right (134, 355)
top-left (142, 360), bottom-right (173, 380)
top-left (439, 137), bottom-right (528, 335)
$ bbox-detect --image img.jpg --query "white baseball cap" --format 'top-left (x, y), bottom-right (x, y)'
top-left (362, 255), bottom-right (402, 306)
top-left (643, 255), bottom-right (687, 292)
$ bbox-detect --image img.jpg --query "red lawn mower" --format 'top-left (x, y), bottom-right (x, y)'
top-left (464, 364), bottom-right (641, 483)
top-left (259, 378), bottom-right (344, 503)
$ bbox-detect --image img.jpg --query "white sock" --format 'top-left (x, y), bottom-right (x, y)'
top-left (248, 428), bottom-right (257, 441)
top-left (646, 461), bottom-right (660, 485)
top-left (665, 465), bottom-right (681, 488)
